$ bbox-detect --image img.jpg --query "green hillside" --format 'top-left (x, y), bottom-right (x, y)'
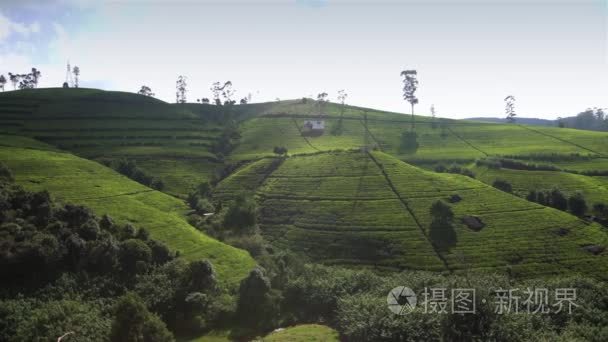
top-left (0, 88), bottom-right (222, 197)
top-left (1, 89), bottom-right (607, 280)
top-left (213, 150), bottom-right (608, 278)
top-left (0, 134), bottom-right (255, 286)
top-left (262, 324), bottom-right (340, 342)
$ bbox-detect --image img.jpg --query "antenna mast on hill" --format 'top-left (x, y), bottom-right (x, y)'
top-left (65, 61), bottom-right (74, 87)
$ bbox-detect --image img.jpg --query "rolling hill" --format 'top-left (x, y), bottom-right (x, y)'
top-left (0, 133), bottom-right (255, 286)
top-left (213, 150), bottom-right (608, 279)
top-left (1, 88), bottom-right (607, 282)
top-left (0, 88), bottom-right (223, 197)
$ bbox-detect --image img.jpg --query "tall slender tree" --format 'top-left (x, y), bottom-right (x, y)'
top-left (337, 89), bottom-right (348, 116)
top-left (505, 95), bottom-right (516, 123)
top-left (176, 76), bottom-right (187, 103)
top-left (400, 69), bottom-right (419, 130)
top-left (0, 75), bottom-right (6, 91)
top-left (72, 66), bottom-right (80, 88)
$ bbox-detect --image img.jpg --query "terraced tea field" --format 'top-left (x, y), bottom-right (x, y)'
top-left (2, 88), bottom-right (608, 281)
top-left (0, 89), bottom-right (222, 196)
top-left (214, 150), bottom-right (608, 278)
top-left (473, 165), bottom-right (608, 208)
top-left (0, 134), bottom-right (255, 286)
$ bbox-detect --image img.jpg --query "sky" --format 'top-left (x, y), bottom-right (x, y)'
top-left (0, 0), bottom-right (606, 119)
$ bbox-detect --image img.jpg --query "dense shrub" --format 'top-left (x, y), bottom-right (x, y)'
top-left (110, 159), bottom-right (164, 190)
top-left (429, 200), bottom-right (457, 249)
top-left (110, 293), bottom-right (174, 342)
top-left (223, 194), bottom-right (257, 231)
top-left (492, 179), bottom-right (513, 193)
top-left (434, 163), bottom-right (475, 178)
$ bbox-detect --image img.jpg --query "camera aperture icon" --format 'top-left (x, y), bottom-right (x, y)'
top-left (387, 286), bottom-right (417, 315)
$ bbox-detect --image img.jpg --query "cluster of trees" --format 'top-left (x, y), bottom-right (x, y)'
top-left (562, 107), bottom-right (608, 131)
top-left (0, 68), bottom-right (42, 91)
top-left (434, 163), bottom-right (476, 178)
top-left (476, 157), bottom-right (561, 172)
top-left (0, 164), bottom-right (179, 340)
top-left (525, 189), bottom-right (590, 217)
top-left (105, 159), bottom-right (164, 190)
top-left (233, 260), bottom-right (608, 341)
top-left (491, 179), bottom-right (597, 218)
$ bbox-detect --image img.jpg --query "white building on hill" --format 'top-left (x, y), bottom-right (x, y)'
top-left (303, 120), bottom-right (325, 131)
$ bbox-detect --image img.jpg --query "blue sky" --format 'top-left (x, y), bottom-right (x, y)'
top-left (0, 0), bottom-right (606, 119)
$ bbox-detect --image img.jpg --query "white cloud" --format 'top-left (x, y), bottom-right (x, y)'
top-left (0, 11), bottom-right (41, 42)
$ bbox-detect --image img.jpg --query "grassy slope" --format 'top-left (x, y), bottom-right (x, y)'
top-left (0, 134), bottom-right (254, 287)
top-left (0, 88), bottom-right (221, 196)
top-left (214, 150), bottom-right (608, 278)
top-left (262, 324), bottom-right (340, 342)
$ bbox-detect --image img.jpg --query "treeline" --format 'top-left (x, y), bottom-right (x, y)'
top-left (561, 108), bottom-right (608, 131)
top-left (477, 156), bottom-right (608, 176)
top-left (434, 163), bottom-right (476, 178)
top-left (0, 163), bottom-right (264, 341)
top-left (102, 158), bottom-right (164, 190)
top-left (490, 177), bottom-right (608, 221)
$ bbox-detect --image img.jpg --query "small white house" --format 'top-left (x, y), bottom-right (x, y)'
top-left (303, 120), bottom-right (325, 131)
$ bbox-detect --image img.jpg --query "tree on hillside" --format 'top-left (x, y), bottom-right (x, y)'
top-left (549, 188), bottom-right (568, 211)
top-left (72, 66), bottom-right (80, 88)
top-left (31, 68), bottom-right (41, 88)
top-left (176, 76), bottom-right (187, 103)
top-left (492, 179), bottom-right (512, 193)
top-left (568, 192), bottom-right (587, 216)
top-left (211, 82), bottom-right (222, 105)
top-left (110, 293), bottom-right (174, 342)
top-left (237, 267), bottom-right (277, 330)
top-left (505, 95), bottom-right (516, 123)
top-left (332, 89), bottom-right (348, 135)
top-left (317, 92), bottom-right (328, 114)
top-left (337, 89), bottom-right (348, 116)
top-left (8, 73), bottom-right (19, 90)
top-left (0, 75), bottom-right (6, 91)
top-left (221, 81), bottom-right (235, 105)
top-left (429, 200), bottom-right (457, 249)
top-left (400, 69), bottom-right (419, 130)
top-left (137, 85), bottom-right (155, 97)
top-left (273, 146), bottom-right (288, 157)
